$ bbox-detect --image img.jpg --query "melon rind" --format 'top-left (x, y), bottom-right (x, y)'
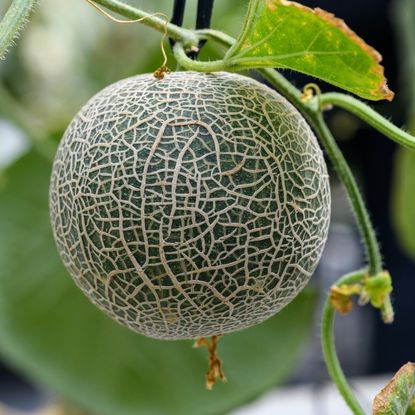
top-left (49, 71), bottom-right (330, 340)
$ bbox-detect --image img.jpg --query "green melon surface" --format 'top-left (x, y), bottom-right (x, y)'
top-left (49, 71), bottom-right (330, 339)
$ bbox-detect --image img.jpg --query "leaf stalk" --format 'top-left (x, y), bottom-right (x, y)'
top-left (320, 92), bottom-right (415, 150)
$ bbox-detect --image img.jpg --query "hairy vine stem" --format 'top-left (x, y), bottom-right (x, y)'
top-left (0, 0), bottom-right (40, 59)
top-left (311, 114), bottom-right (383, 275)
top-left (321, 270), bottom-right (368, 415)
top-left (320, 93), bottom-right (415, 150)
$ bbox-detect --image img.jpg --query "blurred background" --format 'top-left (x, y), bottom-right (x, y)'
top-left (0, 0), bottom-right (414, 414)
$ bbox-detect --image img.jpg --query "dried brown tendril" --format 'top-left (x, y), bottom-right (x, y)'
top-left (194, 335), bottom-right (227, 390)
top-left (301, 83), bottom-right (322, 103)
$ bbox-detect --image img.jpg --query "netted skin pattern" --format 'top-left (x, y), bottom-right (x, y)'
top-left (50, 71), bottom-right (330, 340)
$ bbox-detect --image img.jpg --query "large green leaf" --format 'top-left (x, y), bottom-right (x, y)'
top-left (0, 149), bottom-right (316, 415)
top-left (373, 362), bottom-right (415, 415)
top-left (225, 0), bottom-right (394, 101)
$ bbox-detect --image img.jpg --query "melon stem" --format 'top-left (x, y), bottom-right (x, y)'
top-left (194, 335), bottom-right (227, 390)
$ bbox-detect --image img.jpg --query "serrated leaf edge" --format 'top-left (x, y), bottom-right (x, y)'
top-left (275, 0), bottom-right (394, 101)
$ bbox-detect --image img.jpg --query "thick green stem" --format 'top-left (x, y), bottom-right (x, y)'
top-left (173, 42), bottom-right (232, 72)
top-left (311, 113), bottom-right (382, 276)
top-left (196, 28), bottom-right (235, 48)
top-left (321, 271), bottom-right (367, 415)
top-left (0, 0), bottom-right (40, 59)
top-left (259, 68), bottom-right (308, 114)
top-left (254, 71), bottom-right (383, 276)
top-left (174, 36), bottom-right (307, 120)
top-left (320, 93), bottom-right (415, 150)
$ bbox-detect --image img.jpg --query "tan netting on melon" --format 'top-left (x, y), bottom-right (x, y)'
top-left (50, 71), bottom-right (330, 339)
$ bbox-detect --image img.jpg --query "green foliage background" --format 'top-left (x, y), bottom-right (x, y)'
top-left (392, 0), bottom-right (415, 262)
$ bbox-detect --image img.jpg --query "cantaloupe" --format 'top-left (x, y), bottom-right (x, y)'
top-left (49, 71), bottom-right (330, 340)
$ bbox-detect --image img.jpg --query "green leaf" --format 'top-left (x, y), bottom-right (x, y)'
top-left (406, 397), bottom-right (415, 415)
top-left (373, 362), bottom-right (415, 415)
top-left (392, 148), bottom-right (415, 260)
top-left (362, 272), bottom-right (393, 309)
top-left (225, 0), bottom-right (394, 101)
top-left (0, 149), bottom-right (316, 415)
top-left (0, 0), bottom-right (39, 59)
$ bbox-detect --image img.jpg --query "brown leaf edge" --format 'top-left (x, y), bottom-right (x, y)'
top-left (273, 0), bottom-right (395, 101)
top-left (373, 362), bottom-right (415, 414)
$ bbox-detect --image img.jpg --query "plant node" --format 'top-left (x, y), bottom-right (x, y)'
top-left (329, 270), bottom-right (394, 322)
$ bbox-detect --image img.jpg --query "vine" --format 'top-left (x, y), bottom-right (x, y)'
top-left (321, 270), bottom-right (368, 415)
top-left (320, 93), bottom-right (415, 150)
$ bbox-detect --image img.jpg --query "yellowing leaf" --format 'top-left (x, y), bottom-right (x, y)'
top-left (226, 0), bottom-right (394, 101)
top-left (373, 362), bottom-right (415, 415)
